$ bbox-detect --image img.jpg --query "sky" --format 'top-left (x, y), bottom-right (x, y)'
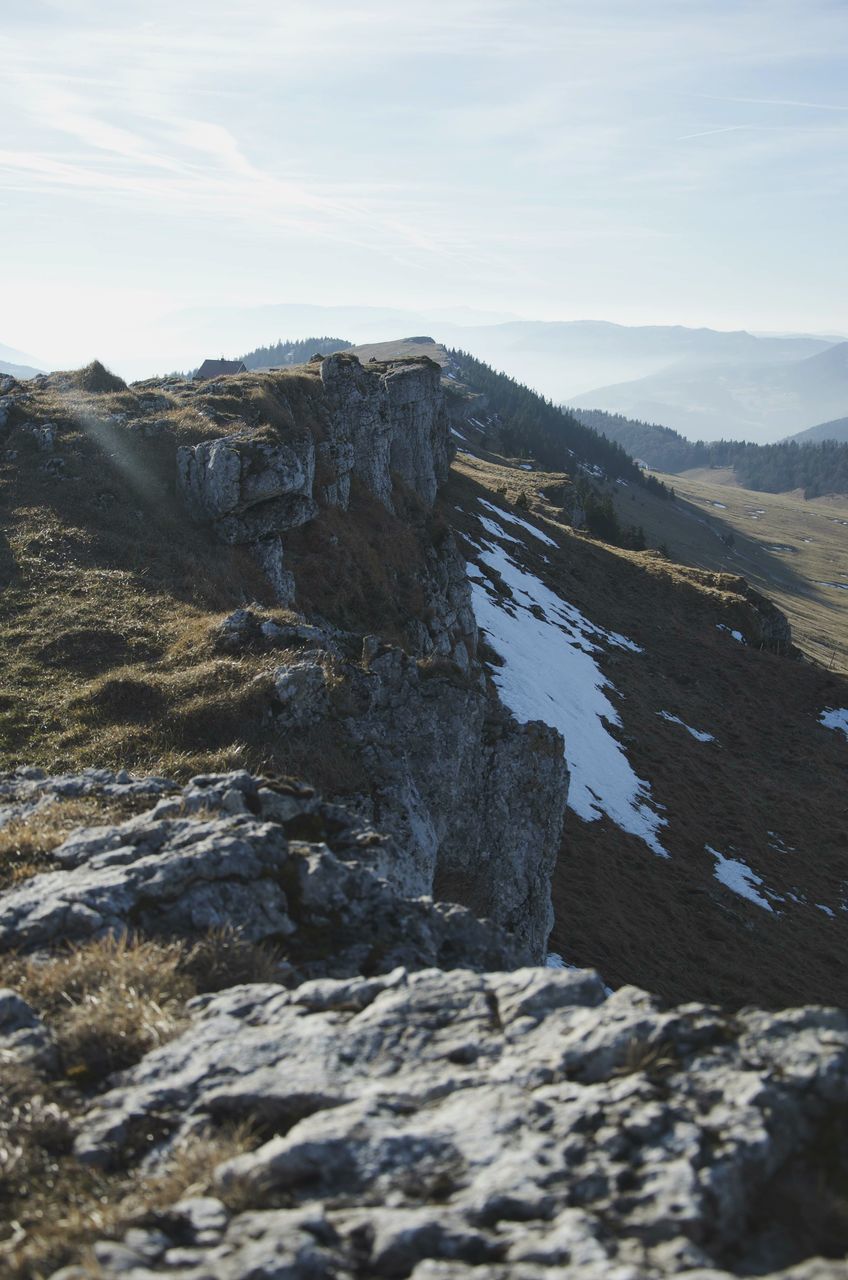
top-left (3, 0), bottom-right (848, 374)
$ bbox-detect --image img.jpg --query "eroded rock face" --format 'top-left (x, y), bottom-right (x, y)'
top-left (740, 582), bottom-right (794, 654)
top-left (383, 360), bottom-right (451, 507)
top-left (175, 356), bottom-right (451, 603)
top-left (319, 353), bottom-right (393, 507)
top-left (0, 772), bottom-right (528, 978)
top-left (66, 966), bottom-right (848, 1279)
top-left (176, 431), bottom-right (318, 544)
top-left (341, 644), bottom-right (567, 959)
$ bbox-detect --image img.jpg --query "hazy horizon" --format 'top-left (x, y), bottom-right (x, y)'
top-left (3, 0), bottom-right (848, 375)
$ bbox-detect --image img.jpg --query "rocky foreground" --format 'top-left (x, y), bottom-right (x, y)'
top-left (2, 771), bottom-right (848, 1279)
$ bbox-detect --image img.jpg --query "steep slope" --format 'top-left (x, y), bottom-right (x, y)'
top-left (448, 454), bottom-right (848, 1009)
top-left (5, 357), bottom-right (848, 1276)
top-left (573, 341), bottom-right (848, 443)
top-left (3, 356), bottom-right (847, 1009)
top-left (604, 468), bottom-right (848, 676)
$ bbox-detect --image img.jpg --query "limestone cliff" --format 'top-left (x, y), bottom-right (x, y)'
top-left (176, 354), bottom-right (450, 604)
top-left (173, 356), bottom-right (567, 959)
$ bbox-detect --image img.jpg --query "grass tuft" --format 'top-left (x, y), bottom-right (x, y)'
top-left (72, 361), bottom-right (128, 395)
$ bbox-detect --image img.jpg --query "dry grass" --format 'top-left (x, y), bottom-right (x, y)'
top-left (0, 367), bottom-right (444, 787)
top-left (71, 361), bottom-right (127, 395)
top-left (0, 797), bottom-right (149, 890)
top-left (2, 1110), bottom-right (258, 1280)
top-left (0, 929), bottom-right (283, 1275)
top-left (285, 485), bottom-right (434, 646)
top-left (2, 931), bottom-right (285, 1085)
top-left (3, 936), bottom-right (194, 1084)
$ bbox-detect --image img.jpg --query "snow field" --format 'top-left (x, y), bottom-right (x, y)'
top-left (467, 509), bottom-right (668, 857)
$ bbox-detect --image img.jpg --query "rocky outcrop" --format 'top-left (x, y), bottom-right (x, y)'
top-left (175, 356), bottom-right (450, 601)
top-left (176, 432), bottom-right (317, 544)
top-left (64, 964), bottom-right (848, 1279)
top-left (412, 532), bottom-right (479, 666)
top-left (673, 567), bottom-right (794, 655)
top-left (318, 354), bottom-right (449, 510)
top-left (0, 767), bottom-right (176, 831)
top-left (0, 771), bottom-right (528, 977)
top-left (204, 601), bottom-right (565, 959)
top-left (739, 581), bottom-right (795, 654)
top-left (205, 539), bottom-right (564, 961)
top-left (4, 775), bottom-right (848, 1278)
top-left (342, 643), bottom-right (567, 957)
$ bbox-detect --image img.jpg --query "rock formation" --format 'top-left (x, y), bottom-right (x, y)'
top-left (73, 970), bottom-right (848, 1279)
top-left (175, 355), bottom-right (449, 604)
top-left (3, 775), bottom-right (848, 1279)
top-left (169, 357), bottom-right (569, 959)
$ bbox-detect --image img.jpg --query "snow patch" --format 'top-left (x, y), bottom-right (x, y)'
top-left (479, 499), bottom-right (558, 548)
top-left (706, 845), bottom-right (775, 912)
top-left (816, 903), bottom-right (835, 918)
top-left (717, 624), bottom-right (746, 644)
top-left (820, 708), bottom-right (848, 740)
top-left (467, 525), bottom-right (667, 857)
top-left (767, 831), bottom-right (796, 853)
top-left (519, 463), bottom-right (533, 471)
top-left (657, 711), bottom-right (715, 743)
top-left (546, 952), bottom-right (613, 996)
top-left (712, 501), bottom-right (727, 509)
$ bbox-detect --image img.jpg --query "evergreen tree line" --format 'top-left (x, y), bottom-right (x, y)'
top-left (447, 350), bottom-right (671, 498)
top-left (573, 407), bottom-right (848, 498)
top-left (238, 336), bottom-right (351, 369)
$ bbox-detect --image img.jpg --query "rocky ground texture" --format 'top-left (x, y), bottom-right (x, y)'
top-left (0, 773), bottom-right (847, 1279)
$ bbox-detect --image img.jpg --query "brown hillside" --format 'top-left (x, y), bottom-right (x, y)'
top-left (451, 453), bottom-right (848, 1010)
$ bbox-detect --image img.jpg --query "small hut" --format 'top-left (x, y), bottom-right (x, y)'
top-left (193, 358), bottom-right (247, 381)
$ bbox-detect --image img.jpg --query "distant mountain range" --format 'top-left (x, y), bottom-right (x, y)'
top-left (0, 341), bottom-right (44, 379)
top-left (160, 303), bottom-right (846, 436)
top-left (9, 305), bottom-right (848, 445)
top-left (571, 341), bottom-right (848, 444)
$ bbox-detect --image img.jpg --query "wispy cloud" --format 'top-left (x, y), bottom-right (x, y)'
top-left (701, 94), bottom-right (848, 113)
top-left (676, 125), bottom-right (755, 141)
top-left (3, 0), bottom-right (848, 361)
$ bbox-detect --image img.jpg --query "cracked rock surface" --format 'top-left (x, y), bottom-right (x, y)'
top-left (2, 774), bottom-right (848, 1278)
top-left (62, 966), bottom-right (848, 1279)
top-left (0, 772), bottom-right (527, 978)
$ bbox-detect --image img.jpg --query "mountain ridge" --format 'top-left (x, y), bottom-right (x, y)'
top-left (2, 351), bottom-right (848, 1276)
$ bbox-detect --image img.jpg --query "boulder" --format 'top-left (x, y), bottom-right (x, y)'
top-left (0, 988), bottom-right (57, 1069)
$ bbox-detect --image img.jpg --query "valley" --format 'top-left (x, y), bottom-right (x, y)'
top-left (612, 467), bottom-right (848, 675)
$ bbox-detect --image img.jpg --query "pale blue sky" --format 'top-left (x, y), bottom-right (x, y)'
top-left (3, 0), bottom-right (848, 372)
